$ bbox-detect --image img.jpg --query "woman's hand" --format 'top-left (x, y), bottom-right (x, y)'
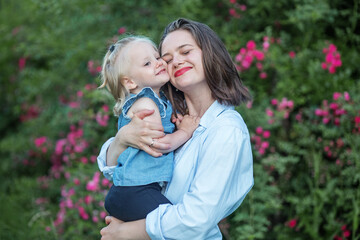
top-left (106, 109), bottom-right (171, 166)
top-left (124, 109), bottom-right (170, 156)
top-left (100, 216), bottom-right (150, 240)
top-left (100, 216), bottom-right (124, 240)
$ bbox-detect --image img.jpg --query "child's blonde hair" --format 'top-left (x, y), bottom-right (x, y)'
top-left (99, 36), bottom-right (157, 116)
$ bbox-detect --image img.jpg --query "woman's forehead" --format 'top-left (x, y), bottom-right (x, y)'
top-left (161, 30), bottom-right (197, 53)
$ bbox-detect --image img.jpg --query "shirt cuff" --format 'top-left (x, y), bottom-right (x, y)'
top-left (97, 137), bottom-right (115, 181)
top-left (146, 204), bottom-right (171, 240)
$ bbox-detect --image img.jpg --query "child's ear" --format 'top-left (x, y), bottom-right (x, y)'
top-left (122, 77), bottom-right (137, 90)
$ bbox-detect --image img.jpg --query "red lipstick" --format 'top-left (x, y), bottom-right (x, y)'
top-left (174, 67), bottom-right (192, 77)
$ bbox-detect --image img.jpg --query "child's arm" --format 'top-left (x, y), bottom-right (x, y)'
top-left (106, 97), bottom-right (162, 167)
top-left (129, 98), bottom-right (199, 154)
top-left (127, 98), bottom-right (163, 126)
top-left (154, 115), bottom-right (200, 154)
top-left (115, 97), bottom-right (198, 156)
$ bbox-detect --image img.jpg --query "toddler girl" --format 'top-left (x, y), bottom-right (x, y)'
top-left (99, 36), bottom-right (199, 221)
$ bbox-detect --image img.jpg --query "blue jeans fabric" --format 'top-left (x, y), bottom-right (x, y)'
top-left (105, 183), bottom-right (172, 221)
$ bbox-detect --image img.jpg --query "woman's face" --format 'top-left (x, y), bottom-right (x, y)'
top-left (161, 30), bottom-right (206, 93)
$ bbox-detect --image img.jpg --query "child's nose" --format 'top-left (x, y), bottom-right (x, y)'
top-left (156, 59), bottom-right (163, 67)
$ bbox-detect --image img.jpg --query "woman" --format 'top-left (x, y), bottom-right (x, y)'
top-left (98, 18), bottom-right (254, 240)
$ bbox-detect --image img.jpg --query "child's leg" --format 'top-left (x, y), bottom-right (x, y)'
top-left (105, 182), bottom-right (171, 221)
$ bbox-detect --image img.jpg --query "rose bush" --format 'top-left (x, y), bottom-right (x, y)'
top-left (0, 0), bottom-right (359, 239)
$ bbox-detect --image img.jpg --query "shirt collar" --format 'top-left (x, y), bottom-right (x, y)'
top-left (199, 100), bottom-right (234, 129)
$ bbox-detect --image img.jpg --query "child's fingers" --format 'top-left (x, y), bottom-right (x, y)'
top-left (175, 118), bottom-right (181, 129)
top-left (105, 216), bottom-right (112, 225)
top-left (151, 141), bottom-right (171, 151)
top-left (141, 144), bottom-right (163, 157)
top-left (177, 114), bottom-right (184, 121)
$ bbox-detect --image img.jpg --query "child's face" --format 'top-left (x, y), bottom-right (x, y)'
top-left (126, 41), bottom-right (169, 92)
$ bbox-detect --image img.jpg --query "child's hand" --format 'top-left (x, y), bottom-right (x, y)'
top-left (171, 113), bottom-right (184, 125)
top-left (177, 115), bottom-right (200, 138)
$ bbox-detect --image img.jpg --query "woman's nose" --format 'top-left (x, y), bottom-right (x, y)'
top-left (172, 55), bottom-right (183, 68)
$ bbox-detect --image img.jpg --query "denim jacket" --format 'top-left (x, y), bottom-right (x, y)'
top-left (113, 87), bottom-right (175, 186)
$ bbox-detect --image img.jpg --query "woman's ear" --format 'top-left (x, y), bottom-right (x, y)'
top-left (122, 77), bottom-right (137, 91)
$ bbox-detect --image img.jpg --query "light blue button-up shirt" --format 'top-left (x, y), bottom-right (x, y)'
top-left (97, 101), bottom-right (254, 240)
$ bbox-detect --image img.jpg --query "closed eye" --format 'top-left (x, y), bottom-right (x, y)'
top-left (144, 61), bottom-right (151, 66)
top-left (162, 57), bottom-right (172, 64)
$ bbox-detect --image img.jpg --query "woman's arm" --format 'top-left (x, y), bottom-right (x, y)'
top-left (100, 125), bottom-right (254, 240)
top-left (97, 109), bottom-right (170, 180)
top-left (146, 125), bottom-right (254, 239)
top-left (105, 109), bottom-right (170, 166)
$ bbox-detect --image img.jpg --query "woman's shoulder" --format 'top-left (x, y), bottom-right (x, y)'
top-left (212, 108), bottom-right (249, 135)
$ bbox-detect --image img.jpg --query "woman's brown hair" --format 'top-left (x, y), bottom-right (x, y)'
top-left (159, 18), bottom-right (252, 115)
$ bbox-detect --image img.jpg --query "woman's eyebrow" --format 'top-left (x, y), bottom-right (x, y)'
top-left (161, 44), bottom-right (193, 57)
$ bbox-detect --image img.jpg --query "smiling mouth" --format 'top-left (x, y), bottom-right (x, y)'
top-left (156, 69), bottom-right (166, 75)
top-left (174, 67), bottom-right (192, 77)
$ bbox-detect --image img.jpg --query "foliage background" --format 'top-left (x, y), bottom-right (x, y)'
top-left (0, 0), bottom-right (359, 239)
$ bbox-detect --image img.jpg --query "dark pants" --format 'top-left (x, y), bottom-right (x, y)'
top-left (105, 182), bottom-right (172, 221)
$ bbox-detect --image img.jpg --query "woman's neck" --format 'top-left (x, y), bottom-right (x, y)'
top-left (184, 87), bottom-right (215, 117)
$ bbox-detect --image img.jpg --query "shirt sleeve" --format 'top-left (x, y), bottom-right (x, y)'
top-left (146, 125), bottom-right (254, 239)
top-left (97, 137), bottom-right (116, 181)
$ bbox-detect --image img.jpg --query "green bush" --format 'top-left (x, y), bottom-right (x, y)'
top-left (0, 0), bottom-right (359, 239)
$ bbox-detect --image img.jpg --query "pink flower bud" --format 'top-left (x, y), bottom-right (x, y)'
top-left (19, 57), bottom-right (27, 71)
top-left (328, 44), bottom-right (337, 52)
top-left (321, 62), bottom-right (328, 69)
top-left (287, 219), bottom-right (297, 228)
top-left (329, 102), bottom-right (338, 110)
top-left (261, 141), bottom-right (269, 149)
top-left (271, 99), bottom-right (278, 106)
top-left (258, 148), bottom-right (265, 155)
top-left (287, 100), bottom-right (294, 109)
top-left (328, 65), bottom-right (336, 74)
top-left (73, 178), bottom-right (80, 185)
top-left (239, 4), bottom-right (247, 11)
top-left (315, 109), bottom-right (323, 116)
top-left (334, 117), bottom-right (340, 126)
top-left (100, 211), bottom-right (107, 219)
top-left (263, 130), bottom-right (271, 138)
top-left (259, 72), bottom-right (267, 79)
top-left (86, 181), bottom-right (98, 192)
top-left (266, 108), bottom-right (274, 117)
top-left (84, 195), bottom-right (93, 205)
top-left (323, 117), bottom-right (330, 124)
top-left (263, 41), bottom-right (270, 51)
top-left (255, 127), bottom-right (263, 134)
top-left (118, 27), bottom-right (126, 34)
top-left (34, 136), bottom-right (47, 147)
top-left (246, 40), bottom-right (256, 50)
top-left (229, 8), bottom-right (236, 16)
top-left (289, 51), bottom-right (296, 58)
